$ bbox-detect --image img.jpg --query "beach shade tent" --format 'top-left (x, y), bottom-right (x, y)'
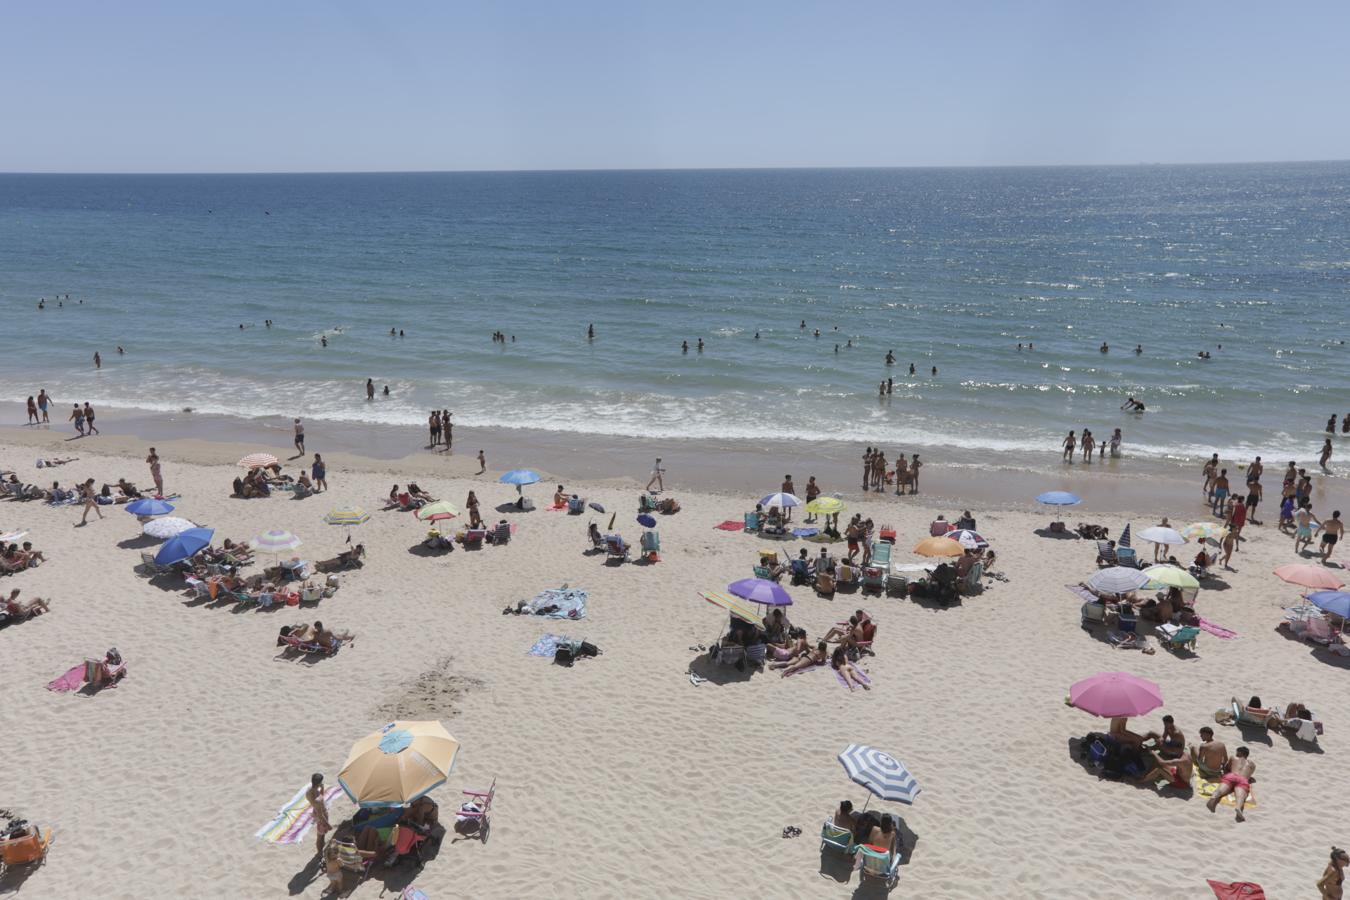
top-left (154, 527), bottom-right (215, 566)
top-left (759, 492), bottom-right (802, 510)
top-left (237, 453), bottom-right (279, 470)
top-left (804, 497), bottom-right (845, 516)
top-left (838, 744), bottom-right (921, 806)
top-left (1308, 591), bottom-right (1350, 620)
top-left (699, 589), bottom-right (761, 624)
top-left (1273, 565), bottom-right (1345, 591)
top-left (142, 516), bottom-right (197, 541)
top-left (728, 578), bottom-right (793, 607)
top-left (1069, 671), bottom-right (1163, 718)
top-left (338, 721), bottom-right (460, 808)
top-left (637, 514), bottom-right (657, 528)
top-left (1142, 566), bottom-right (1200, 590)
top-left (947, 529), bottom-right (988, 551)
top-left (125, 498), bottom-right (175, 517)
top-left (1180, 522), bottom-right (1222, 542)
top-left (1087, 567), bottom-right (1152, 594)
top-left (913, 536), bottom-right (964, 558)
top-left (1137, 526), bottom-right (1186, 547)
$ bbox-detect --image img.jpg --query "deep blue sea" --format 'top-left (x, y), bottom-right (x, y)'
top-left (2, 165), bottom-right (1348, 469)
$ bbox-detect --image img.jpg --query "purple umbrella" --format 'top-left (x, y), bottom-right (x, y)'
top-left (728, 578), bottom-right (793, 607)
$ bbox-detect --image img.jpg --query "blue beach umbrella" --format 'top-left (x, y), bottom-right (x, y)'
top-left (728, 578), bottom-right (792, 607)
top-left (499, 469), bottom-right (541, 486)
top-left (637, 514), bottom-right (657, 528)
top-left (1037, 491), bottom-right (1082, 506)
top-left (154, 527), bottom-right (215, 566)
top-left (838, 743), bottom-right (922, 806)
top-left (1308, 591), bottom-right (1350, 620)
top-left (126, 498), bottom-right (175, 517)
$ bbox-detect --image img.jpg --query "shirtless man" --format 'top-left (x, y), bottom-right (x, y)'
top-left (1206, 746), bottom-right (1255, 822)
top-left (1136, 747), bottom-right (1193, 790)
top-left (1062, 431), bottom-right (1076, 462)
top-left (306, 773), bottom-right (331, 854)
top-left (1320, 510), bottom-right (1344, 563)
top-left (1246, 455), bottom-right (1264, 485)
top-left (1202, 454), bottom-right (1219, 499)
top-left (1295, 506), bottom-right (1321, 556)
top-left (832, 799), bottom-right (856, 830)
top-left (1211, 468), bottom-right (1231, 517)
top-left (1321, 438), bottom-right (1333, 470)
top-left (781, 475), bottom-right (795, 521)
top-left (862, 447), bottom-right (872, 490)
top-left (1190, 726), bottom-right (1229, 779)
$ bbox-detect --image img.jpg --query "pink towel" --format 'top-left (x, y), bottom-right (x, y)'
top-left (46, 664), bottom-right (85, 693)
top-left (713, 520), bottom-right (745, 531)
top-left (1198, 618), bottom-right (1238, 639)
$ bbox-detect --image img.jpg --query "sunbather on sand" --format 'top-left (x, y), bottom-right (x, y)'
top-left (5, 589), bottom-right (51, 617)
top-left (1189, 726), bottom-right (1229, 778)
top-left (407, 482), bottom-right (433, 501)
top-left (553, 485), bottom-right (568, 508)
top-left (773, 640), bottom-right (826, 675)
top-left (831, 647), bottom-right (870, 691)
top-left (770, 629), bottom-right (809, 661)
top-left (1206, 746), bottom-right (1255, 821)
top-left (313, 621), bottom-right (355, 651)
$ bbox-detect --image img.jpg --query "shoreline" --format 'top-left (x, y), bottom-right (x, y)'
top-left (5, 407), bottom-right (1346, 518)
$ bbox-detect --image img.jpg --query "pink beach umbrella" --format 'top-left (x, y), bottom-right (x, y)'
top-left (1273, 565), bottom-right (1345, 591)
top-left (1068, 672), bottom-right (1163, 718)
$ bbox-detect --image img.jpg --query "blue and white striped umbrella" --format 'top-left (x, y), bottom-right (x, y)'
top-left (838, 744), bottom-right (921, 805)
top-left (1087, 566), bottom-right (1151, 594)
top-left (1118, 523), bottom-right (1133, 549)
top-left (759, 492), bottom-right (802, 509)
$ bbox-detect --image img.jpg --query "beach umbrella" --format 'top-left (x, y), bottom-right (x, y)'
top-left (728, 577), bottom-right (793, 607)
top-left (947, 528), bottom-right (988, 550)
top-left (913, 536), bottom-right (964, 557)
top-left (588, 502), bottom-right (606, 514)
top-left (804, 497), bottom-right (845, 516)
top-left (155, 527), bottom-right (214, 566)
top-left (324, 507), bottom-right (371, 527)
top-left (1142, 566), bottom-right (1199, 590)
top-left (1180, 522), bottom-right (1222, 542)
top-left (415, 501), bottom-right (460, 522)
top-left (1118, 523), bottom-right (1133, 548)
top-left (1308, 591), bottom-right (1350, 620)
top-left (142, 517), bottom-right (197, 541)
top-left (0, 530), bottom-right (28, 544)
top-left (499, 469), bottom-right (540, 486)
top-left (125, 498), bottom-right (175, 517)
top-left (237, 453), bottom-right (279, 469)
top-left (759, 492), bottom-right (802, 509)
top-left (1087, 567), bottom-right (1151, 594)
top-left (1273, 564), bottom-right (1345, 591)
top-left (699, 590), bottom-right (761, 623)
top-left (637, 514), bottom-right (657, 528)
top-left (1138, 526), bottom-right (1185, 546)
top-left (338, 721), bottom-right (460, 808)
top-left (1036, 491), bottom-right (1082, 506)
top-left (838, 744), bottom-right (921, 806)
top-left (252, 529), bottom-right (302, 563)
top-left (1069, 672), bottom-right (1163, 718)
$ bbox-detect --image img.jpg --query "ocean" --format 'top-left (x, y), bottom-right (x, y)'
top-left (2, 164), bottom-right (1348, 475)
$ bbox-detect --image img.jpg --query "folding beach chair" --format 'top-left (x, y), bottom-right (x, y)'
top-left (455, 780), bottom-right (495, 843)
top-left (869, 541), bottom-right (893, 567)
top-left (1095, 541), bottom-right (1117, 567)
top-left (0, 825), bottom-right (52, 875)
top-left (743, 512), bottom-right (761, 532)
top-left (1115, 547), bottom-right (1139, 568)
top-left (1156, 624), bottom-right (1200, 652)
top-left (639, 530), bottom-right (660, 562)
top-left (858, 844), bottom-right (901, 886)
top-left (819, 820), bottom-right (856, 857)
top-left (605, 535), bottom-right (629, 562)
top-left (861, 565), bottom-right (886, 594)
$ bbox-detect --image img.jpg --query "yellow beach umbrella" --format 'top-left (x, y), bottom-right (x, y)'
top-left (805, 497), bottom-right (845, 515)
top-left (699, 590), bottom-right (761, 624)
top-left (1142, 566), bottom-right (1199, 590)
top-left (338, 721), bottom-right (460, 808)
top-left (913, 536), bottom-right (964, 558)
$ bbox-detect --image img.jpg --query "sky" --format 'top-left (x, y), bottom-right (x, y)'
top-left (3, 0), bottom-right (1348, 172)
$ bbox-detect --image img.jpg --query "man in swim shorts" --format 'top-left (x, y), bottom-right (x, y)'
top-left (1206, 746), bottom-right (1255, 822)
top-left (1321, 511), bottom-right (1343, 563)
top-left (1211, 468), bottom-right (1230, 517)
top-left (1202, 454), bottom-right (1219, 499)
top-left (1295, 506), bottom-right (1320, 555)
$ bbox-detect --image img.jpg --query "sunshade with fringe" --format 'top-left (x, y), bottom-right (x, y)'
top-left (237, 453), bottom-right (279, 469)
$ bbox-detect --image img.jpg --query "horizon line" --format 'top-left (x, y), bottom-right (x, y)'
top-left (1, 157), bottom-right (1347, 177)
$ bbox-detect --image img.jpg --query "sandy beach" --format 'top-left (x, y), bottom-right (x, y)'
top-left (2, 426), bottom-right (1348, 899)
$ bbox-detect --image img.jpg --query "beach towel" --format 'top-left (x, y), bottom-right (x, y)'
top-left (528, 634), bottom-right (568, 657)
top-left (781, 661), bottom-right (825, 678)
top-left (255, 784), bottom-right (341, 844)
top-left (713, 520), bottom-right (744, 531)
top-left (46, 664), bottom-right (85, 693)
top-left (524, 586), bottom-right (587, 619)
top-left (1198, 618), bottom-right (1238, 639)
top-left (1206, 880), bottom-right (1265, 899)
top-left (835, 668), bottom-right (872, 691)
top-left (1197, 776), bottom-right (1257, 810)
top-left (792, 527), bottom-right (820, 538)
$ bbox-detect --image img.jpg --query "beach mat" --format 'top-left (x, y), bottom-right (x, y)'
top-left (528, 634), bottom-right (568, 657)
top-left (1197, 776), bottom-right (1257, 810)
top-left (1207, 880), bottom-right (1265, 899)
top-left (713, 520), bottom-right (744, 531)
top-left (835, 667), bottom-right (872, 691)
top-left (46, 664), bottom-right (85, 693)
top-left (1198, 617), bottom-right (1238, 639)
top-left (256, 784), bottom-right (340, 844)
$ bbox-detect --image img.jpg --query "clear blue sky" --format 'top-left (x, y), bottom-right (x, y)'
top-left (4, 0), bottom-right (1347, 172)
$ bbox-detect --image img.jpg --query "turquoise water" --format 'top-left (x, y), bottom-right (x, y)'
top-left (2, 165), bottom-right (1347, 468)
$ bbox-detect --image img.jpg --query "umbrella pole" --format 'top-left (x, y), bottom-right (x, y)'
top-left (860, 795), bottom-right (871, 813)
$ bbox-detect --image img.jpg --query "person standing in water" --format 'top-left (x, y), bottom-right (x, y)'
top-left (587, 324), bottom-right (594, 340)
top-left (1321, 438), bottom-right (1334, 470)
top-left (37, 389), bottom-right (50, 424)
top-left (365, 379), bottom-right (375, 401)
top-left (1062, 431), bottom-right (1076, 462)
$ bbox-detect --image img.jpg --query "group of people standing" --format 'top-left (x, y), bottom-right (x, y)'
top-left (861, 447), bottom-right (922, 495)
top-left (427, 410), bottom-right (454, 450)
top-left (1061, 428), bottom-right (1123, 462)
top-left (1201, 455), bottom-right (1343, 564)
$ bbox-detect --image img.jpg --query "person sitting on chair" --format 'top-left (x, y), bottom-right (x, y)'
top-left (5, 588), bottom-right (51, 618)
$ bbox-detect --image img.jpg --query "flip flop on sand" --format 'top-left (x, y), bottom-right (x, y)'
top-left (688, 671), bottom-right (707, 686)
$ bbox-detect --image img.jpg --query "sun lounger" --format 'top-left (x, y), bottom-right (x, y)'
top-left (858, 844), bottom-right (901, 886)
top-left (0, 825), bottom-right (52, 871)
top-left (1231, 698), bottom-right (1277, 729)
top-left (639, 531), bottom-right (660, 560)
top-left (1095, 541), bottom-right (1118, 567)
top-left (958, 562), bottom-right (984, 594)
top-left (861, 565), bottom-right (885, 594)
top-left (819, 820), bottom-right (857, 857)
top-left (1156, 624), bottom-right (1200, 651)
top-left (605, 534), bottom-right (629, 562)
top-left (869, 541), bottom-right (893, 567)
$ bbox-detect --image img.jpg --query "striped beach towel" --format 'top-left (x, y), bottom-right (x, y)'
top-left (256, 785), bottom-right (340, 844)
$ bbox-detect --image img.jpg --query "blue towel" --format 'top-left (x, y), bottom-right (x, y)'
top-left (525, 586), bottom-right (588, 619)
top-left (529, 634), bottom-right (568, 656)
top-left (792, 527), bottom-right (820, 538)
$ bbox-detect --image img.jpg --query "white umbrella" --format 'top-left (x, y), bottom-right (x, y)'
top-left (1137, 526), bottom-right (1186, 546)
top-left (1087, 567), bottom-right (1151, 594)
top-left (759, 492), bottom-right (802, 508)
top-left (0, 530), bottom-right (28, 544)
top-left (142, 517), bottom-right (197, 541)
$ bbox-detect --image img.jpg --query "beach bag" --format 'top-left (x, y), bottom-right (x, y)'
top-left (553, 645), bottom-right (576, 666)
top-left (577, 641), bottom-right (600, 657)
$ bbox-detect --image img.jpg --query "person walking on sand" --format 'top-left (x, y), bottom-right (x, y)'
top-left (78, 478), bottom-right (103, 526)
top-left (1062, 431), bottom-right (1076, 462)
top-left (26, 396), bottom-right (38, 425)
top-left (147, 448), bottom-right (164, 497)
top-left (82, 402), bottom-right (99, 435)
top-left (1321, 511), bottom-right (1344, 564)
top-left (1202, 453), bottom-right (1219, 500)
top-left (1295, 505), bottom-right (1321, 556)
top-left (68, 403), bottom-right (85, 437)
top-left (647, 458), bottom-right (665, 493)
top-left (306, 773), bottom-right (331, 855)
top-left (311, 453), bottom-right (327, 492)
top-left (293, 419), bottom-right (305, 456)
top-left (1317, 846), bottom-right (1349, 899)
top-left (37, 388), bottom-right (50, 424)
top-left (477, 450), bottom-right (486, 474)
top-left (1245, 478), bottom-right (1263, 526)
top-left (1211, 468), bottom-right (1231, 517)
top-left (1321, 438), bottom-right (1334, 470)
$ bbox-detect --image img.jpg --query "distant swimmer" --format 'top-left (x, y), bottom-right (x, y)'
top-left (800, 320), bottom-right (806, 329)
top-left (846, 339), bottom-right (853, 348)
top-left (1028, 342), bottom-right (1034, 350)
top-left (1017, 343), bottom-right (1022, 351)
top-left (1134, 344), bottom-right (1142, 354)
top-left (399, 329), bottom-right (404, 337)
top-left (1100, 342), bottom-right (1109, 353)
top-left (834, 344), bottom-right (839, 353)
top-left (1121, 397), bottom-right (1146, 412)
top-left (887, 378), bottom-right (893, 394)
top-left (814, 329), bottom-right (820, 338)
top-left (93, 352), bottom-right (101, 369)
top-left (366, 378), bottom-right (375, 401)
top-left (697, 338), bottom-right (704, 352)
top-left (931, 366), bottom-right (937, 376)
top-left (879, 382), bottom-right (886, 397)
top-left (1321, 438), bottom-right (1334, 470)
top-left (37, 299), bottom-right (45, 309)
top-left (383, 385), bottom-right (390, 396)
top-left (391, 328), bottom-right (396, 336)
top-left (1342, 413), bottom-right (1349, 434)
top-left (1327, 415), bottom-right (1337, 434)
top-left (117, 346), bottom-right (124, 355)
top-left (885, 351), bottom-right (895, 365)
top-left (1197, 350), bottom-right (1210, 359)
top-left (587, 323), bottom-right (594, 340)
top-left (755, 332), bottom-right (760, 339)
top-left (908, 363), bottom-right (915, 375)
top-left (682, 341), bottom-right (688, 353)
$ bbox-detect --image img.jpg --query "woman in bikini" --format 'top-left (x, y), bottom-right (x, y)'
top-left (1318, 846), bottom-right (1348, 899)
top-left (831, 646), bottom-right (870, 691)
top-left (773, 640), bottom-right (826, 675)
